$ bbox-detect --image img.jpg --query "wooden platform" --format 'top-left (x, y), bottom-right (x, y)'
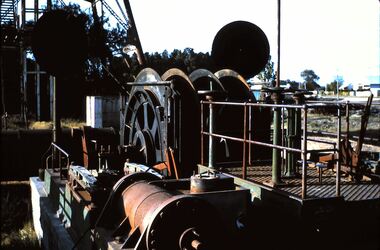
top-left (223, 165), bottom-right (380, 201)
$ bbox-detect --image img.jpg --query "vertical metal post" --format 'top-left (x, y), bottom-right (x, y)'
top-left (272, 105), bottom-right (281, 184)
top-left (21, 47), bottom-right (27, 126)
top-left (301, 105), bottom-right (308, 199)
top-left (276, 0), bottom-right (281, 88)
top-left (345, 101), bottom-right (350, 167)
top-left (292, 92), bottom-right (304, 172)
top-left (336, 106), bottom-right (341, 196)
top-left (21, 0), bottom-right (25, 28)
top-left (242, 103), bottom-right (247, 179)
top-left (52, 77), bottom-right (61, 169)
top-left (36, 64), bottom-right (41, 120)
top-left (248, 101), bottom-right (252, 165)
top-left (285, 107), bottom-right (295, 176)
top-left (35, 0), bottom-right (41, 121)
top-left (49, 76), bottom-right (54, 119)
top-left (34, 0), bottom-right (39, 21)
top-left (270, 88), bottom-right (283, 185)
top-left (20, 0), bottom-right (27, 126)
top-left (208, 98), bottom-right (214, 169)
top-left (200, 101), bottom-right (204, 166)
top-left (281, 106), bottom-right (285, 169)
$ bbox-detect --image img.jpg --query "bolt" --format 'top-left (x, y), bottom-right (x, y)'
top-left (176, 200), bottom-right (181, 207)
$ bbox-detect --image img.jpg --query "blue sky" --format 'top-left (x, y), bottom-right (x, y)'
top-left (29, 0), bottom-right (380, 86)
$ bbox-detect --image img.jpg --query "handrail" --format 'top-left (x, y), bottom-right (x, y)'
top-left (43, 142), bottom-right (70, 179)
top-left (200, 100), bottom-right (346, 200)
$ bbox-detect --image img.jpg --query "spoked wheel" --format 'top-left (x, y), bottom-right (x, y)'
top-left (122, 68), bottom-right (165, 165)
top-left (123, 89), bottom-right (163, 165)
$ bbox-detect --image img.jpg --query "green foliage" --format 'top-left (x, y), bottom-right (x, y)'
top-left (300, 69), bottom-right (320, 90)
top-left (326, 80), bottom-right (342, 94)
top-left (144, 48), bottom-right (214, 75)
top-left (257, 56), bottom-right (275, 83)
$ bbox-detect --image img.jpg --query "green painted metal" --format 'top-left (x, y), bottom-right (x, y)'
top-left (285, 108), bottom-right (296, 176)
top-left (272, 106), bottom-right (282, 184)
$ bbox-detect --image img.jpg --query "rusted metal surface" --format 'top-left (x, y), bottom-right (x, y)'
top-left (190, 171), bottom-right (234, 193)
top-left (121, 181), bottom-right (173, 232)
top-left (80, 126), bottom-right (119, 170)
top-left (224, 165), bottom-right (380, 201)
top-left (93, 171), bottom-right (243, 249)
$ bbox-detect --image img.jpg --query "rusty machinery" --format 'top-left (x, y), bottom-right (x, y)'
top-left (121, 21), bottom-right (272, 177)
top-left (318, 94), bottom-right (376, 180)
top-left (90, 170), bottom-right (250, 250)
top-left (89, 21), bottom-right (271, 249)
top-left (32, 4), bottom-right (272, 249)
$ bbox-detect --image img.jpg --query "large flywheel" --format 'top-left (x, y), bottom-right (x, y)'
top-left (122, 68), bottom-right (166, 166)
top-left (122, 68), bottom-right (200, 177)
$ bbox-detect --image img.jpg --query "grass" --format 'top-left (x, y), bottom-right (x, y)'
top-left (1, 114), bottom-right (85, 130)
top-left (0, 182), bottom-right (41, 249)
top-left (29, 118), bottom-right (86, 129)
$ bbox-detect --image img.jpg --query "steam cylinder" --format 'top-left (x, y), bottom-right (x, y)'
top-left (120, 181), bottom-right (225, 250)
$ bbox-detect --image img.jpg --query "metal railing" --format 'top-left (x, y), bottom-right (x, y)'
top-left (43, 142), bottom-right (70, 179)
top-left (200, 100), bottom-right (345, 199)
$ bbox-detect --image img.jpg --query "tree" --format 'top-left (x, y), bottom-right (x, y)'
top-left (300, 69), bottom-right (320, 90)
top-left (326, 76), bottom-right (343, 94)
top-left (257, 56), bottom-right (275, 84)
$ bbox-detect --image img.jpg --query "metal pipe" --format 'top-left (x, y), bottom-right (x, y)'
top-left (208, 98), bottom-right (214, 168)
top-left (281, 106), bottom-right (285, 170)
top-left (285, 107), bottom-right (295, 176)
top-left (126, 81), bottom-right (172, 86)
top-left (242, 104), bottom-right (247, 179)
top-left (301, 105), bottom-right (308, 199)
top-left (51, 142), bottom-right (69, 157)
top-left (202, 100), bottom-right (304, 109)
top-left (276, 0), bottom-right (281, 88)
top-left (52, 77), bottom-right (61, 169)
top-left (200, 101), bottom-right (204, 165)
top-left (345, 101), bottom-right (350, 167)
top-left (248, 100), bottom-right (252, 165)
top-left (272, 105), bottom-right (281, 184)
top-left (202, 131), bottom-right (303, 153)
top-left (336, 107), bottom-right (341, 196)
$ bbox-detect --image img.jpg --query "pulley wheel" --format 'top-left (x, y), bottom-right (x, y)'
top-left (122, 68), bottom-right (167, 165)
top-left (211, 21), bottom-right (270, 79)
top-left (214, 69), bottom-right (252, 101)
top-left (162, 68), bottom-right (200, 177)
top-left (122, 88), bottom-right (164, 165)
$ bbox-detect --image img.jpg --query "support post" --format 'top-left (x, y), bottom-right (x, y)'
top-left (52, 77), bottom-right (61, 169)
top-left (336, 106), bottom-right (341, 196)
top-left (270, 87), bottom-right (284, 185)
top-left (207, 95), bottom-right (214, 169)
top-left (285, 107), bottom-right (296, 176)
top-left (301, 105), bottom-right (308, 199)
top-left (292, 92), bottom-right (304, 171)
